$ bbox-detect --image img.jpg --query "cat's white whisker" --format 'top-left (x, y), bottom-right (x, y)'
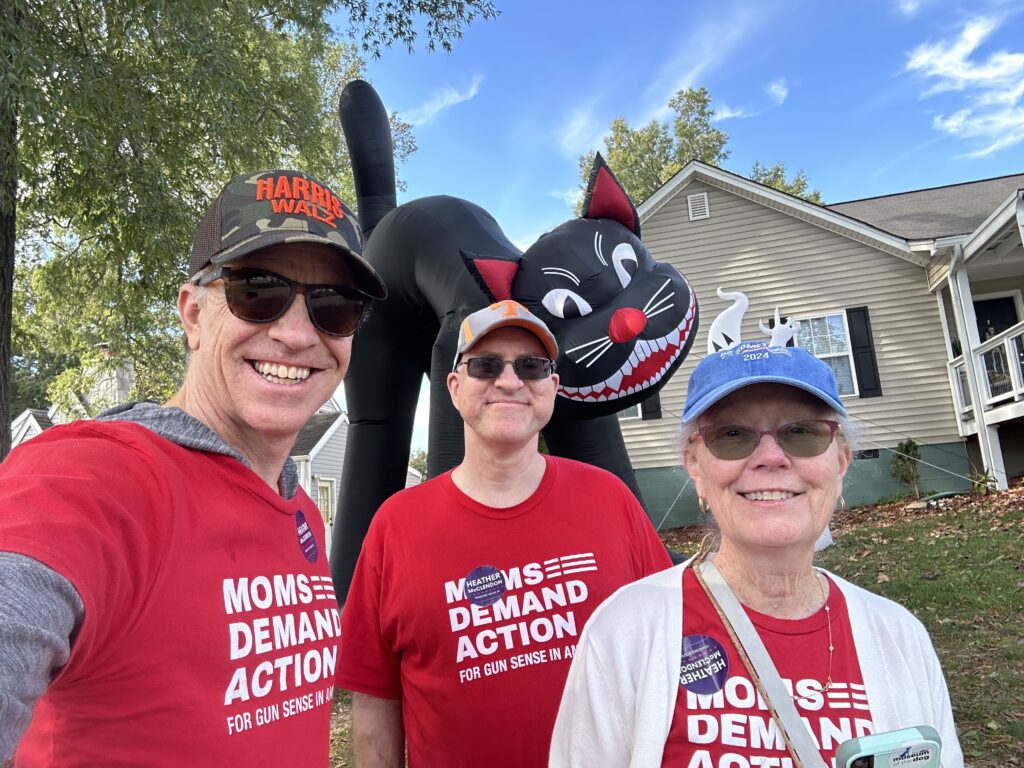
top-left (642, 279), bottom-right (673, 313)
top-left (584, 340), bottom-right (614, 368)
top-left (575, 340), bottom-right (613, 366)
top-left (645, 292), bottom-right (676, 316)
top-left (646, 304), bottom-right (675, 320)
top-left (566, 336), bottom-right (612, 355)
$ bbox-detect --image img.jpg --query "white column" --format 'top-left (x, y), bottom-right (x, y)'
top-left (935, 289), bottom-right (967, 437)
top-left (1017, 191), bottom-right (1024, 245)
top-left (947, 250), bottom-right (1008, 489)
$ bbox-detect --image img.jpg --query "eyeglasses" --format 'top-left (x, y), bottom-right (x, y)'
top-left (456, 356), bottom-right (556, 381)
top-left (196, 267), bottom-right (369, 337)
top-left (693, 420), bottom-right (841, 460)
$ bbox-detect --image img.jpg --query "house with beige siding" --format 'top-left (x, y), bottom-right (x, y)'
top-left (622, 162), bottom-right (1024, 527)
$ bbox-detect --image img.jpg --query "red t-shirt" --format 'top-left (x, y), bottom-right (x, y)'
top-left (660, 569), bottom-right (874, 766)
top-left (0, 422), bottom-right (338, 767)
top-left (338, 455), bottom-right (672, 767)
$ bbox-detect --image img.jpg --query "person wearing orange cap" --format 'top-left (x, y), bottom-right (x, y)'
top-left (337, 300), bottom-right (672, 767)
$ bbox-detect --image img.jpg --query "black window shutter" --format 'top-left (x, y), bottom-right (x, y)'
top-left (640, 391), bottom-right (662, 420)
top-left (846, 306), bottom-right (882, 398)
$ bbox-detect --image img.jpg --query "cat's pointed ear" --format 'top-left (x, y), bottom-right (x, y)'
top-left (461, 251), bottom-right (519, 302)
top-left (580, 153), bottom-right (640, 237)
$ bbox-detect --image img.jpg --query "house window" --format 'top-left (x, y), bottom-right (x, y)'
top-left (795, 313), bottom-right (857, 396)
top-left (617, 404), bottom-right (642, 421)
top-left (316, 479), bottom-right (334, 525)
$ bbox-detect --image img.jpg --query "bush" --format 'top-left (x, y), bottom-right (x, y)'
top-left (890, 439), bottom-right (922, 498)
top-left (968, 464), bottom-right (996, 496)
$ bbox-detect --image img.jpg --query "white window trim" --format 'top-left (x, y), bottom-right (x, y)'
top-left (793, 311), bottom-right (859, 398)
top-left (617, 404), bottom-right (642, 421)
top-left (316, 477), bottom-right (336, 525)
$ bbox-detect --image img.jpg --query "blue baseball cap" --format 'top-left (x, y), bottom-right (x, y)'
top-left (682, 341), bottom-right (847, 423)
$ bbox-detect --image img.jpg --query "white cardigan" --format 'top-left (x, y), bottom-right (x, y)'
top-left (549, 562), bottom-right (964, 767)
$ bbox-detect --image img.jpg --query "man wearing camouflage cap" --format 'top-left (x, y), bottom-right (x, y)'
top-left (0, 170), bottom-right (385, 765)
top-left (337, 300), bottom-right (670, 767)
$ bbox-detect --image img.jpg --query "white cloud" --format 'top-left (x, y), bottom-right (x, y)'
top-left (547, 187), bottom-right (582, 210)
top-left (713, 103), bottom-right (752, 121)
top-left (643, 6), bottom-right (763, 123)
top-left (554, 3), bottom-right (769, 159)
top-left (404, 75), bottom-right (484, 127)
top-left (897, 0), bottom-right (921, 18)
top-left (906, 16), bottom-right (1024, 155)
top-left (556, 101), bottom-right (606, 158)
top-left (765, 78), bottom-right (789, 105)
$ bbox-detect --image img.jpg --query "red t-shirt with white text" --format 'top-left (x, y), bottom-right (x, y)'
top-left (338, 456), bottom-right (673, 768)
top-left (660, 568), bottom-right (874, 766)
top-left (0, 422), bottom-right (338, 767)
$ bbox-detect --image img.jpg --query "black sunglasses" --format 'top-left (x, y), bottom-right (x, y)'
top-left (693, 420), bottom-right (841, 460)
top-left (456, 356), bottom-right (556, 381)
top-left (196, 267), bottom-right (369, 337)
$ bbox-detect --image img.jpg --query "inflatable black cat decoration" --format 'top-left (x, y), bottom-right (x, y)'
top-left (332, 80), bottom-right (699, 602)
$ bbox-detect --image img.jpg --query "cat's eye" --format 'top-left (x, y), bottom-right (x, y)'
top-left (612, 243), bottom-right (638, 288)
top-left (541, 288), bottom-right (593, 319)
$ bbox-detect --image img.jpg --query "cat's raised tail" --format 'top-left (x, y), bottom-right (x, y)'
top-left (339, 79), bottom-right (398, 238)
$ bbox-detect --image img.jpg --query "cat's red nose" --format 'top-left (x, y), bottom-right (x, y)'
top-left (608, 307), bottom-right (647, 343)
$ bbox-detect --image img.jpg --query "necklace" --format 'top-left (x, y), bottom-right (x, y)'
top-left (793, 571), bottom-right (834, 702)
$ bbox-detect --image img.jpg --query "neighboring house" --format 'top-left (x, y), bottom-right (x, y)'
top-left (10, 351), bottom-right (136, 447)
top-left (10, 408), bottom-right (55, 446)
top-left (624, 162), bottom-right (1024, 527)
top-left (285, 405), bottom-right (423, 559)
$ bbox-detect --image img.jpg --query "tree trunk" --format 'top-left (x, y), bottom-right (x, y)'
top-left (0, 11), bottom-right (17, 460)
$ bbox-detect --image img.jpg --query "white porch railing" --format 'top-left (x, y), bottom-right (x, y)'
top-left (949, 355), bottom-right (972, 414)
top-left (948, 321), bottom-right (1024, 423)
top-left (975, 321), bottom-right (1024, 408)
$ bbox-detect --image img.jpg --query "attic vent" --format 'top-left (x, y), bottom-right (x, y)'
top-left (687, 192), bottom-right (710, 221)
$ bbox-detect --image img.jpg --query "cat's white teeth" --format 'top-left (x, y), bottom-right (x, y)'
top-left (607, 370), bottom-right (623, 391)
top-left (629, 351), bottom-right (640, 367)
top-left (579, 385), bottom-right (592, 396)
top-left (668, 328), bottom-right (680, 346)
top-left (622, 361), bottom-right (633, 376)
top-left (657, 337), bottom-right (668, 351)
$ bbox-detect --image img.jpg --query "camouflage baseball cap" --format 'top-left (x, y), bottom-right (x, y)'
top-left (189, 170), bottom-right (387, 299)
top-left (453, 300), bottom-right (559, 369)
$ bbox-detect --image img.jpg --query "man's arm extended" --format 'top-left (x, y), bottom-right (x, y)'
top-left (351, 692), bottom-right (404, 768)
top-left (0, 553), bottom-right (83, 761)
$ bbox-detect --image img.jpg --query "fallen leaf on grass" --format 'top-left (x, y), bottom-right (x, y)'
top-left (876, 573), bottom-right (890, 584)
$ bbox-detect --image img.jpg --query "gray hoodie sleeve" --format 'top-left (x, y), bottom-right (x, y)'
top-left (0, 552), bottom-right (83, 762)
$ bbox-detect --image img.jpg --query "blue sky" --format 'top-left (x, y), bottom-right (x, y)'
top-left (335, 0), bottom-right (1024, 450)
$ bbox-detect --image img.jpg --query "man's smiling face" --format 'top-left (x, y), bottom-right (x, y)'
top-left (180, 241), bottom-right (355, 449)
top-left (447, 327), bottom-right (559, 451)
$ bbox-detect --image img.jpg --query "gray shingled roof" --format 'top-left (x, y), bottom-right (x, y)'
top-left (291, 412), bottom-right (343, 457)
top-left (827, 173), bottom-right (1024, 240)
top-left (28, 409), bottom-right (53, 431)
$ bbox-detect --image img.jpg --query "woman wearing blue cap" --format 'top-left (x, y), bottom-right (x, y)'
top-left (550, 320), bottom-right (963, 766)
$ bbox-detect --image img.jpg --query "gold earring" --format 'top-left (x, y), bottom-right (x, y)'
top-left (837, 495), bottom-right (846, 511)
top-left (698, 497), bottom-right (710, 514)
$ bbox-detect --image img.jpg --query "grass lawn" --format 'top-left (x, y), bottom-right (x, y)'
top-left (331, 483), bottom-right (1024, 767)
